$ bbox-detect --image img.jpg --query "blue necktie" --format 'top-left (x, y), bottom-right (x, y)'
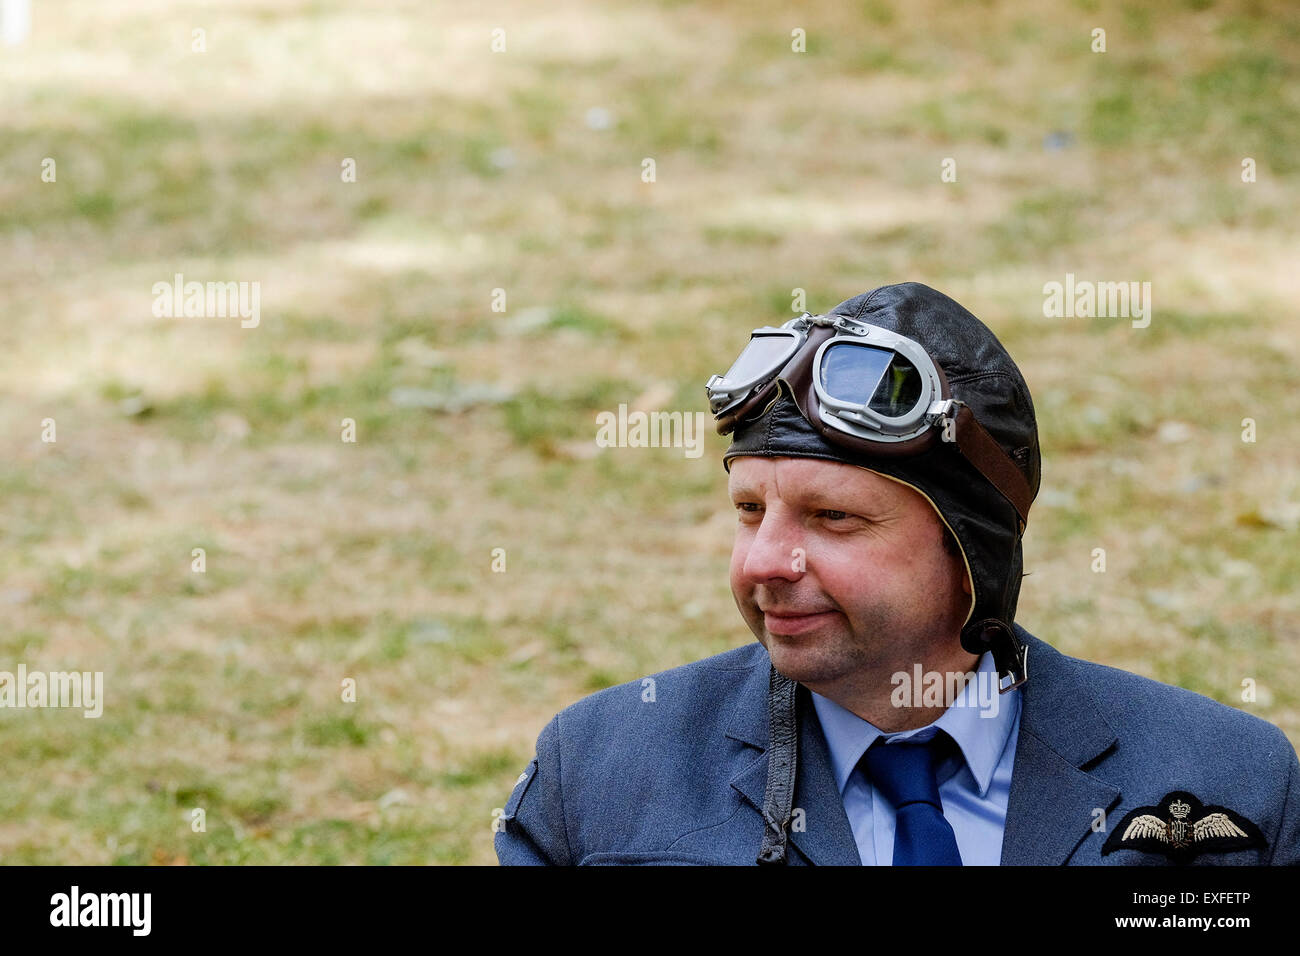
top-left (859, 733), bottom-right (963, 866)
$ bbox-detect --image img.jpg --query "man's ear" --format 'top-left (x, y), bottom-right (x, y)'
top-left (962, 569), bottom-right (972, 596)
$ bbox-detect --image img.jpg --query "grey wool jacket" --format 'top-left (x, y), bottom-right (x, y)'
top-left (496, 624), bottom-right (1300, 865)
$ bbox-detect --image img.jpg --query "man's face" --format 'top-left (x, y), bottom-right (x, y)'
top-left (728, 455), bottom-right (973, 696)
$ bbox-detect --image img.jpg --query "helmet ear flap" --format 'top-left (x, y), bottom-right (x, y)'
top-left (962, 618), bottom-right (1028, 692)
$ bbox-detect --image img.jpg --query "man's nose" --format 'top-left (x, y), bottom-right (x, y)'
top-left (741, 511), bottom-right (805, 582)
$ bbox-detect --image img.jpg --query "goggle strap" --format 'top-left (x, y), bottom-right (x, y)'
top-left (949, 404), bottom-right (1033, 533)
top-left (784, 325), bottom-right (836, 422)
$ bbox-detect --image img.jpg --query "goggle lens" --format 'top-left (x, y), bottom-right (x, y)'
top-left (721, 333), bottom-right (799, 387)
top-left (819, 343), bottom-right (924, 418)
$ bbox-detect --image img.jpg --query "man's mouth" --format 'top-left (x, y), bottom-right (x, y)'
top-left (762, 607), bottom-right (838, 636)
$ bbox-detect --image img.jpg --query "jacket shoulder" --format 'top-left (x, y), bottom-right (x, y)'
top-left (556, 641), bottom-right (767, 732)
top-left (497, 642), bottom-right (771, 864)
top-left (1069, 653), bottom-right (1292, 754)
top-left (1015, 623), bottom-right (1292, 754)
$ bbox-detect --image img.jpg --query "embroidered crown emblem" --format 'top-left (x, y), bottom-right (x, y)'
top-left (1102, 790), bottom-right (1265, 864)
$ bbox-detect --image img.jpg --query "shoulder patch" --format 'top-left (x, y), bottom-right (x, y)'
top-left (1102, 790), bottom-right (1266, 864)
top-left (501, 758), bottom-right (538, 823)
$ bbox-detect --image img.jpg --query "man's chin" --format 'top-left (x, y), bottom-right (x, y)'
top-left (762, 635), bottom-right (844, 687)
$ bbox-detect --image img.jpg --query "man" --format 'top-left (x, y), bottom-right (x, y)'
top-left (495, 282), bottom-right (1300, 865)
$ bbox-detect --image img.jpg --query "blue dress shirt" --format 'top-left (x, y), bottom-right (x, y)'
top-left (810, 651), bottom-right (1022, 865)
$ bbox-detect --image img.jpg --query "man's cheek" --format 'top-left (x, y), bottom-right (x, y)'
top-left (728, 564), bottom-right (749, 603)
top-left (727, 537), bottom-right (748, 581)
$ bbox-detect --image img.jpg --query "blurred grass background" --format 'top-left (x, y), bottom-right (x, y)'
top-left (0, 0), bottom-right (1297, 864)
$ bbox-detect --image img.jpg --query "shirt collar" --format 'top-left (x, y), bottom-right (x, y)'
top-left (809, 651), bottom-right (1021, 798)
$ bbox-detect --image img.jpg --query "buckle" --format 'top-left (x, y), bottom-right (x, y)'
top-left (929, 399), bottom-right (965, 443)
top-left (996, 644), bottom-right (1029, 694)
top-left (831, 315), bottom-right (872, 336)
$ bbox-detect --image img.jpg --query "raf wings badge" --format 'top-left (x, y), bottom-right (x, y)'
top-left (1102, 791), bottom-right (1266, 864)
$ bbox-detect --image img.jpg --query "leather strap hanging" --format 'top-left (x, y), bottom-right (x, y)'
top-left (756, 666), bottom-right (800, 865)
top-left (949, 403), bottom-right (1033, 534)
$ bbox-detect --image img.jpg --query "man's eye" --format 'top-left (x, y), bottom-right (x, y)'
top-left (819, 510), bottom-right (853, 521)
top-left (735, 502), bottom-right (762, 514)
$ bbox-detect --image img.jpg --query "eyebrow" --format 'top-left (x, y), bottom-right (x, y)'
top-left (809, 490), bottom-right (891, 514)
top-left (728, 483), bottom-right (893, 513)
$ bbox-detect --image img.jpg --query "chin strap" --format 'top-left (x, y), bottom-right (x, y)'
top-left (756, 665), bottom-right (800, 865)
top-left (963, 618), bottom-right (1030, 692)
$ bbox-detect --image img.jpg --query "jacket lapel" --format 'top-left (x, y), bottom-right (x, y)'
top-left (1000, 626), bottom-right (1122, 865)
top-left (725, 652), bottom-right (861, 865)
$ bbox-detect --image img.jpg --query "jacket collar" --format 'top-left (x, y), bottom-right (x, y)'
top-left (724, 627), bottom-right (1123, 865)
top-left (998, 624), bottom-right (1121, 864)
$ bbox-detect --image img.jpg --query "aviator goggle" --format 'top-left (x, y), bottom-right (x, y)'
top-left (706, 312), bottom-right (1033, 533)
